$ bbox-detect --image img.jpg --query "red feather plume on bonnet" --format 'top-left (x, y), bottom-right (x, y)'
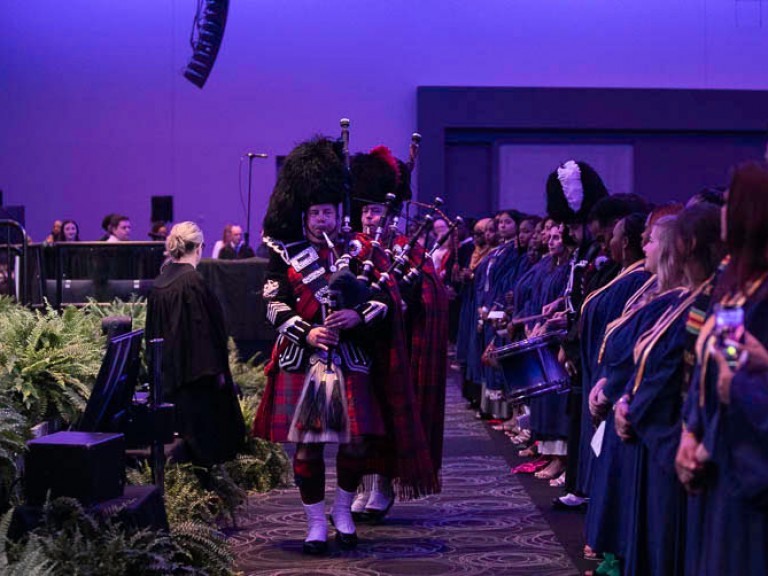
top-left (370, 145), bottom-right (401, 186)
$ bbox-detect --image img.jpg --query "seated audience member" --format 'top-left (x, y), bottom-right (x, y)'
top-left (99, 213), bottom-right (116, 241)
top-left (107, 215), bottom-right (132, 242)
top-left (55, 219), bottom-right (80, 242)
top-left (45, 220), bottom-right (62, 244)
top-left (148, 221), bottom-right (168, 240)
top-left (211, 224), bottom-right (233, 259)
top-left (218, 224), bottom-right (255, 259)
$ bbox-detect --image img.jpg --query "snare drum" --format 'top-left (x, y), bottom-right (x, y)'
top-left (491, 330), bottom-right (570, 402)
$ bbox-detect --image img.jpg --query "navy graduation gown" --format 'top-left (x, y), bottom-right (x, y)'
top-left (622, 285), bottom-right (709, 576)
top-left (576, 264), bottom-right (651, 494)
top-left (528, 261), bottom-right (571, 441)
top-left (683, 276), bottom-right (768, 576)
top-left (483, 245), bottom-right (526, 397)
top-left (464, 249), bottom-right (496, 388)
top-left (514, 255), bottom-right (552, 323)
top-left (584, 287), bottom-right (686, 555)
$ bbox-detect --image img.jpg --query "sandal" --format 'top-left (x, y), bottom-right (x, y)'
top-left (534, 458), bottom-right (565, 480)
top-left (510, 430), bottom-right (532, 445)
top-left (549, 471), bottom-right (566, 487)
top-left (518, 446), bottom-right (537, 458)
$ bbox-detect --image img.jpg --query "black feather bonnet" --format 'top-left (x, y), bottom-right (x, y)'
top-left (545, 160), bottom-right (609, 224)
top-left (262, 136), bottom-right (346, 243)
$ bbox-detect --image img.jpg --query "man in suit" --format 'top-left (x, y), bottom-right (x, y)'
top-left (218, 225), bottom-right (255, 259)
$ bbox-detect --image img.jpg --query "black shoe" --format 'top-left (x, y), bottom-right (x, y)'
top-left (302, 540), bottom-right (328, 555)
top-left (335, 530), bottom-right (358, 550)
top-left (329, 513), bottom-right (359, 549)
top-left (362, 495), bottom-right (395, 524)
top-left (351, 510), bottom-right (367, 522)
top-left (551, 495), bottom-right (588, 512)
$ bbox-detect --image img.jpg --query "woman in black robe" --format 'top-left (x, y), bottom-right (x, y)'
top-left (146, 221), bottom-right (245, 467)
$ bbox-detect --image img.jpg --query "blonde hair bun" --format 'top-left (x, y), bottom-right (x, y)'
top-left (166, 221), bottom-right (204, 260)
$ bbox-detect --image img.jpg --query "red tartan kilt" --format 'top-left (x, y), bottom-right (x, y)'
top-left (254, 368), bottom-right (386, 443)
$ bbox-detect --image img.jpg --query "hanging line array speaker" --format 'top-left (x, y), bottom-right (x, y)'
top-left (183, 0), bottom-right (230, 89)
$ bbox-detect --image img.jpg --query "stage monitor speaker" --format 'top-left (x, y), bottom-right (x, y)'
top-left (24, 431), bottom-right (125, 506)
top-left (151, 195), bottom-right (173, 223)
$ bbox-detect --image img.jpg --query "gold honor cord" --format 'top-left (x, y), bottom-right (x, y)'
top-left (630, 282), bottom-right (711, 395)
top-left (580, 259), bottom-right (645, 317)
top-left (597, 284), bottom-right (687, 367)
top-left (597, 275), bottom-right (659, 365)
top-left (696, 270), bottom-right (768, 407)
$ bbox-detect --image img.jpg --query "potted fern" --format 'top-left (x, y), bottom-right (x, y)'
top-left (0, 304), bottom-right (102, 427)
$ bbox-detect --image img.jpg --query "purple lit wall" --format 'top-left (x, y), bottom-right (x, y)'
top-left (2, 1), bottom-right (767, 242)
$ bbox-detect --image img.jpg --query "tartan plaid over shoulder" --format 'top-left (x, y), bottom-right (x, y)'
top-left (392, 235), bottom-right (448, 486)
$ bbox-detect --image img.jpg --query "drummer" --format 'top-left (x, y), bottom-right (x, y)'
top-left (477, 209), bottom-right (526, 422)
top-left (507, 161), bottom-right (604, 485)
top-left (499, 218), bottom-right (554, 445)
top-left (509, 217), bottom-right (556, 337)
top-left (521, 223), bottom-right (574, 483)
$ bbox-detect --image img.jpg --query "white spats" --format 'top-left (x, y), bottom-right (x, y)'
top-left (331, 487), bottom-right (357, 535)
top-left (302, 501), bottom-right (328, 543)
top-left (352, 488), bottom-right (369, 514)
top-left (366, 474), bottom-right (395, 511)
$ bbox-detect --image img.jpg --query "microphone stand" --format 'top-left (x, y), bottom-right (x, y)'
top-left (245, 153), bottom-right (255, 249)
top-left (244, 152), bottom-right (268, 251)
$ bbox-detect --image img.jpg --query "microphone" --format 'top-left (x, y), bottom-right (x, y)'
top-left (245, 152), bottom-right (268, 159)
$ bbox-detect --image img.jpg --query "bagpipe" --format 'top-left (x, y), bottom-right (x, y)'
top-left (330, 126), bottom-right (464, 293)
top-left (288, 118), bottom-right (362, 441)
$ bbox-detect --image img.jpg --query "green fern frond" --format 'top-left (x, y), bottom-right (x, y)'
top-left (171, 520), bottom-right (233, 576)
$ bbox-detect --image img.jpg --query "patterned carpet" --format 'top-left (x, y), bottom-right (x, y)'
top-left (231, 377), bottom-right (579, 576)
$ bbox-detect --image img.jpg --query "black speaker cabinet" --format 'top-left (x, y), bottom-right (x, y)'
top-left (150, 195), bottom-right (173, 224)
top-left (24, 431), bottom-right (125, 506)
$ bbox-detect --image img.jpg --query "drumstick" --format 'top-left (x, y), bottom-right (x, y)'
top-left (509, 312), bottom-right (549, 326)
